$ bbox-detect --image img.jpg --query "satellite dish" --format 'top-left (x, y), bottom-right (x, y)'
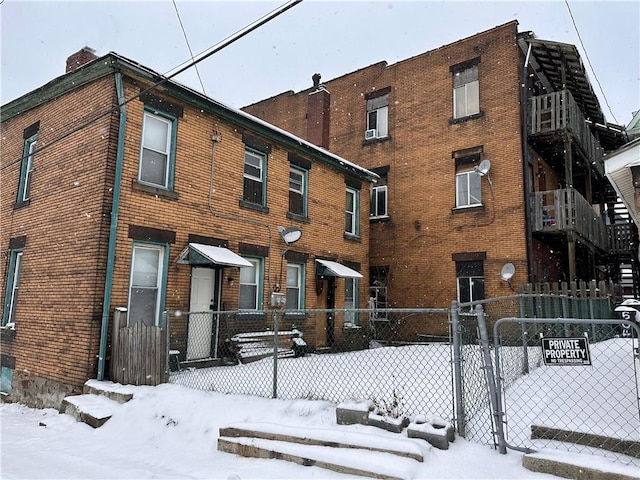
top-left (474, 159), bottom-right (491, 177)
top-left (500, 263), bottom-right (515, 281)
top-left (278, 226), bottom-right (302, 245)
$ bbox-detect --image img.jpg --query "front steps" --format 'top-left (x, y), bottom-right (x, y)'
top-left (218, 423), bottom-right (426, 480)
top-left (57, 380), bottom-right (134, 428)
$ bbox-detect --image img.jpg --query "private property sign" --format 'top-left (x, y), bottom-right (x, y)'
top-left (541, 337), bottom-right (592, 366)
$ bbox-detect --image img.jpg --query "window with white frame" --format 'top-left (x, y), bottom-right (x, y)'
top-left (370, 183), bottom-right (388, 219)
top-left (128, 244), bottom-right (165, 326)
top-left (453, 65), bottom-right (479, 119)
top-left (456, 260), bottom-right (485, 304)
top-left (239, 258), bottom-right (262, 309)
top-left (17, 135), bottom-right (37, 203)
top-left (243, 148), bottom-right (266, 206)
top-left (139, 111), bottom-right (175, 189)
top-left (286, 263), bottom-right (304, 309)
top-left (456, 169), bottom-right (482, 208)
top-left (344, 277), bottom-right (359, 325)
top-left (289, 166), bottom-right (307, 216)
top-left (366, 93), bottom-right (389, 139)
top-left (345, 186), bottom-right (360, 236)
top-left (2, 249), bottom-right (23, 327)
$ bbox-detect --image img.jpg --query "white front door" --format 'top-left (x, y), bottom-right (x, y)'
top-left (186, 267), bottom-right (216, 360)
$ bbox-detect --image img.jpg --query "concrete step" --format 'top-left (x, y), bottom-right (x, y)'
top-left (59, 393), bottom-right (120, 428)
top-left (83, 379), bottom-right (135, 404)
top-left (218, 423), bottom-right (425, 479)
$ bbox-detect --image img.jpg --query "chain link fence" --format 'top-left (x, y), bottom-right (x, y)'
top-left (166, 308), bottom-right (454, 421)
top-left (161, 293), bottom-right (639, 467)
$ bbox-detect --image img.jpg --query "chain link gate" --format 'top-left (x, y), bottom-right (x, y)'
top-left (485, 313), bottom-right (640, 466)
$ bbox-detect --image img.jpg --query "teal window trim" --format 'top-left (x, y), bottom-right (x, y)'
top-left (138, 109), bottom-right (177, 190)
top-left (286, 262), bottom-right (305, 309)
top-left (2, 249), bottom-right (23, 326)
top-left (289, 165), bottom-right (308, 217)
top-left (239, 256), bottom-right (264, 310)
top-left (127, 241), bottom-right (168, 326)
top-left (243, 147), bottom-right (267, 206)
top-left (346, 186), bottom-right (360, 237)
top-left (17, 135), bottom-right (37, 202)
top-left (345, 277), bottom-right (359, 325)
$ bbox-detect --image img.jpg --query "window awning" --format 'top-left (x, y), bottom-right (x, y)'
top-left (315, 259), bottom-right (362, 278)
top-left (176, 243), bottom-right (252, 268)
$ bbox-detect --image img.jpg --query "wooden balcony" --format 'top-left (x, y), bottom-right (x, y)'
top-left (529, 90), bottom-right (604, 176)
top-left (530, 188), bottom-right (608, 251)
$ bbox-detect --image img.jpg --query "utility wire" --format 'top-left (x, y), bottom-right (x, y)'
top-left (1, 0), bottom-right (303, 171)
top-left (172, 0), bottom-right (207, 95)
top-left (564, 0), bottom-right (619, 125)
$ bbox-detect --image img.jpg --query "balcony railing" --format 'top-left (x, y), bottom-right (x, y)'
top-left (609, 223), bottom-right (636, 256)
top-left (530, 188), bottom-right (608, 251)
top-left (530, 90), bottom-right (604, 175)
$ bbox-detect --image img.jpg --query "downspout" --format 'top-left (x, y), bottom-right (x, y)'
top-left (97, 72), bottom-right (126, 381)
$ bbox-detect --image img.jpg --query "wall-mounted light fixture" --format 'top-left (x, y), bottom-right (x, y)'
top-left (227, 275), bottom-right (234, 286)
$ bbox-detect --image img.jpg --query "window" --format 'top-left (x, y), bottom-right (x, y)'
top-left (243, 148), bottom-right (266, 206)
top-left (2, 250), bottom-right (23, 327)
top-left (286, 263), bottom-right (304, 309)
top-left (456, 170), bottom-right (482, 208)
top-left (370, 183), bottom-right (388, 219)
top-left (239, 258), bottom-right (262, 309)
top-left (453, 65), bottom-right (479, 119)
top-left (344, 277), bottom-right (359, 325)
top-left (17, 135), bottom-right (37, 203)
top-left (366, 94), bottom-right (389, 139)
top-left (139, 110), bottom-right (175, 189)
top-left (456, 260), bottom-right (485, 304)
top-left (128, 244), bottom-right (165, 326)
top-left (345, 186), bottom-right (360, 236)
top-left (289, 166), bottom-right (307, 217)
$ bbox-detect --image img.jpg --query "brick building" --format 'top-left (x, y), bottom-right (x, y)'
top-left (244, 21), bottom-right (633, 309)
top-left (1, 49), bottom-right (376, 407)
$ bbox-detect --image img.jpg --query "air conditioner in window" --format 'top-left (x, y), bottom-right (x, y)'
top-left (365, 129), bottom-right (377, 140)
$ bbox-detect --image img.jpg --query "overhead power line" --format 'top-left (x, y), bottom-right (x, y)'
top-left (1, 0), bottom-right (303, 171)
top-left (563, 0), bottom-right (619, 125)
top-left (172, 0), bottom-right (207, 95)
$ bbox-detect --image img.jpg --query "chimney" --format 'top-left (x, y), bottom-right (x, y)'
top-left (66, 47), bottom-right (97, 73)
top-left (306, 74), bottom-right (331, 149)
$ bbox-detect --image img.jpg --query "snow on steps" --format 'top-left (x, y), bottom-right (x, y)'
top-left (218, 422), bottom-right (425, 480)
top-left (58, 380), bottom-right (135, 428)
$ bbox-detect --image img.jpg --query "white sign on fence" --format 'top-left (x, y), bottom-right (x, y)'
top-left (541, 337), bottom-right (591, 366)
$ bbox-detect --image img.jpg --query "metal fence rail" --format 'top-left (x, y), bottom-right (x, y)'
top-left (166, 308), bottom-right (455, 421)
top-left (153, 292), bottom-right (640, 467)
top-left (487, 315), bottom-right (640, 466)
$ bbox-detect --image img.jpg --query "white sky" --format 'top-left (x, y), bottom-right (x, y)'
top-left (1, 0), bottom-right (639, 127)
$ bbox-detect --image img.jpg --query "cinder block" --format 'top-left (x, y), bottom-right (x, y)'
top-left (336, 401), bottom-right (372, 425)
top-left (407, 415), bottom-right (455, 450)
top-left (368, 413), bottom-right (409, 434)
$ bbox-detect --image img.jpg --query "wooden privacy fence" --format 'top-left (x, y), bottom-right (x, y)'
top-left (110, 308), bottom-right (168, 386)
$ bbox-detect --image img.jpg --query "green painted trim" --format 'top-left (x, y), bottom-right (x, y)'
top-left (2, 249), bottom-right (23, 326)
top-left (126, 242), bottom-right (169, 326)
top-left (138, 108), bottom-right (178, 190)
top-left (97, 72), bottom-right (126, 381)
top-left (17, 135), bottom-right (37, 202)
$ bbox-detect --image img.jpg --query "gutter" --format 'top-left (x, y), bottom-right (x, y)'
top-left (97, 71), bottom-right (126, 381)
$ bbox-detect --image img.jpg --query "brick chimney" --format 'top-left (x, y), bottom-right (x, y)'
top-left (66, 47), bottom-right (98, 73)
top-left (306, 73), bottom-right (330, 149)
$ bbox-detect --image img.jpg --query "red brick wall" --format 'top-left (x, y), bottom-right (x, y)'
top-left (244, 22), bottom-right (528, 307)
top-left (1, 76), bottom-right (118, 402)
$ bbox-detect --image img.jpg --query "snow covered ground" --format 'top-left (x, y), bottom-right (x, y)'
top-left (2, 339), bottom-right (639, 479)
